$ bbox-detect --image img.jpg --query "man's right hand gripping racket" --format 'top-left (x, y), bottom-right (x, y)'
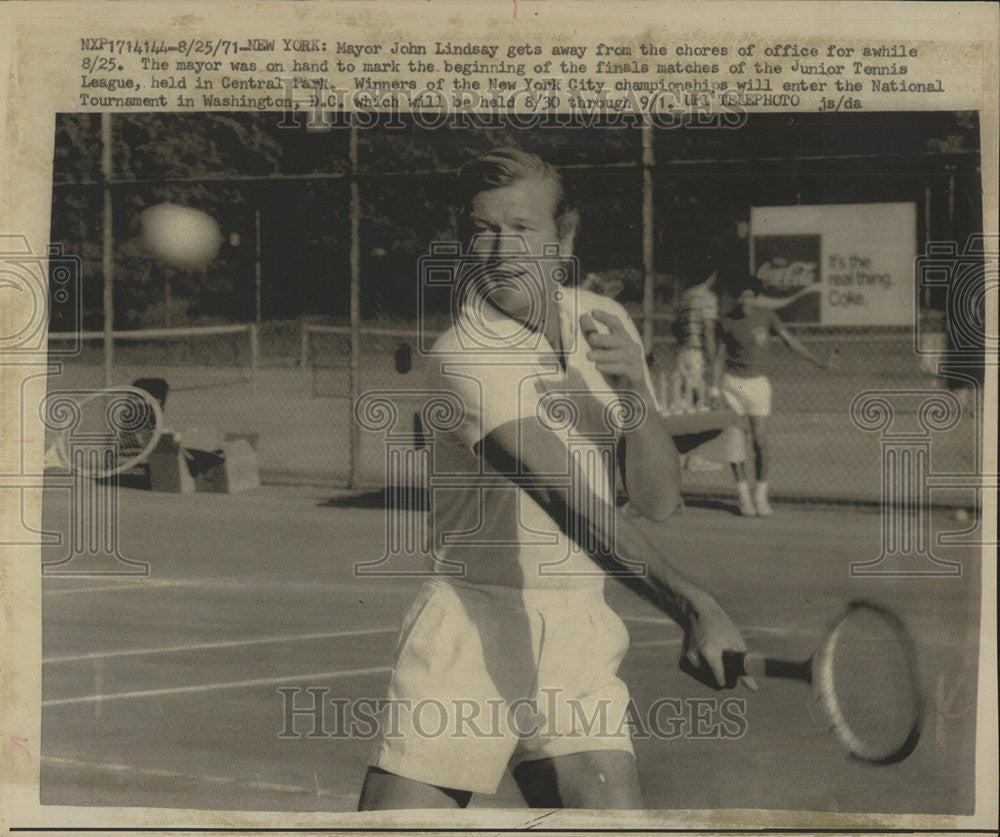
top-left (693, 600), bottom-right (924, 765)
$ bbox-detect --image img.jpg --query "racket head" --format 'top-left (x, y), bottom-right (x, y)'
top-left (812, 599), bottom-right (923, 764)
top-left (42, 387), bottom-right (164, 478)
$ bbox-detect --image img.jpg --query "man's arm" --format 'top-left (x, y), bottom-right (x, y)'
top-left (581, 309), bottom-right (681, 521)
top-left (619, 398), bottom-right (682, 522)
top-left (476, 417), bottom-right (753, 689)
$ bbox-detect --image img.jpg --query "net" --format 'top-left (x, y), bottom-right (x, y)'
top-left (47, 324), bottom-right (257, 392)
top-left (303, 324), bottom-right (442, 399)
top-left (814, 601), bottom-right (922, 763)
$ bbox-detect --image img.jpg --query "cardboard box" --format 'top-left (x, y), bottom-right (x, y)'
top-left (146, 432), bottom-right (196, 494)
top-left (194, 438), bottom-right (260, 493)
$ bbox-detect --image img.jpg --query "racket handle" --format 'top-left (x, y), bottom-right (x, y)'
top-left (723, 651), bottom-right (812, 682)
top-left (722, 650), bottom-right (754, 682)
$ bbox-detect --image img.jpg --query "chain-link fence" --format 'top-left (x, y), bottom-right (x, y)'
top-left (46, 112), bottom-right (984, 502)
top-left (646, 324), bottom-right (978, 504)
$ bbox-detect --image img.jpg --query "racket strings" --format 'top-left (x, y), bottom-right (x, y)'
top-left (817, 604), bottom-right (922, 763)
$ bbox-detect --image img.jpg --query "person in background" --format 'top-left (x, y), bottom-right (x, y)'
top-left (711, 274), bottom-right (830, 517)
top-left (671, 269), bottom-right (719, 413)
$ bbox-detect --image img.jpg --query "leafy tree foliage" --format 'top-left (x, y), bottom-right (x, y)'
top-left (49, 112), bottom-right (980, 329)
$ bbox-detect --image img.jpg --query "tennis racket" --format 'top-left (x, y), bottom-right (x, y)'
top-left (709, 600), bottom-right (923, 764)
top-left (43, 386), bottom-right (164, 478)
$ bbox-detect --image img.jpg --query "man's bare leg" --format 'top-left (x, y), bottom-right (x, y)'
top-left (358, 767), bottom-right (472, 810)
top-left (512, 750), bottom-right (643, 809)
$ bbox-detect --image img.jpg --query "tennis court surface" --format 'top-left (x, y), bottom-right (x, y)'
top-left (40, 485), bottom-right (981, 814)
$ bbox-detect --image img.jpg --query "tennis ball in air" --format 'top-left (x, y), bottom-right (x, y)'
top-left (141, 203), bottom-right (223, 270)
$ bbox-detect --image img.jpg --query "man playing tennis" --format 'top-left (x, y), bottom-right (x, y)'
top-left (711, 275), bottom-right (830, 516)
top-left (358, 148), bottom-right (753, 810)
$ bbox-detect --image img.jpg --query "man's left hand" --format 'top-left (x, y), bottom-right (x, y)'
top-left (581, 310), bottom-right (650, 396)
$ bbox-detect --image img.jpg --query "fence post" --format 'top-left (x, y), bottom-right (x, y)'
top-left (249, 322), bottom-right (259, 394)
top-left (348, 122), bottom-right (362, 490)
top-left (101, 112), bottom-right (114, 388)
top-left (255, 207), bottom-right (263, 324)
top-left (923, 186), bottom-right (932, 309)
top-left (641, 123), bottom-right (655, 353)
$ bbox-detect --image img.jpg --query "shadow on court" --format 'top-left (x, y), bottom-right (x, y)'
top-left (318, 487), bottom-right (428, 510)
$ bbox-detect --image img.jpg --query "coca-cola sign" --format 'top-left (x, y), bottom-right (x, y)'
top-left (750, 204), bottom-right (916, 326)
top-left (753, 234), bottom-right (822, 322)
top-left (757, 258), bottom-right (817, 288)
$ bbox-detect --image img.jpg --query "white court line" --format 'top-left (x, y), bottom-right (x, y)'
top-left (43, 616), bottom-right (800, 666)
top-left (630, 638), bottom-right (684, 649)
top-left (628, 628), bottom-right (804, 650)
top-left (622, 614), bottom-right (678, 626)
top-left (44, 579), bottom-right (179, 596)
top-left (624, 615), bottom-right (801, 638)
top-left (44, 577), bottom-right (417, 595)
top-left (43, 665), bottom-right (391, 707)
top-left (42, 755), bottom-right (355, 802)
top-left (44, 627), bottom-right (397, 664)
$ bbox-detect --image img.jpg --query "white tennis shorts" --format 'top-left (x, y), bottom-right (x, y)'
top-left (370, 577), bottom-right (634, 794)
top-left (721, 373), bottom-right (772, 417)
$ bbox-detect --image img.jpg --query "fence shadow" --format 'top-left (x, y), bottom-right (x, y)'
top-left (317, 488), bottom-right (742, 517)
top-left (318, 486), bottom-right (429, 511)
top-left (681, 496), bottom-right (744, 516)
